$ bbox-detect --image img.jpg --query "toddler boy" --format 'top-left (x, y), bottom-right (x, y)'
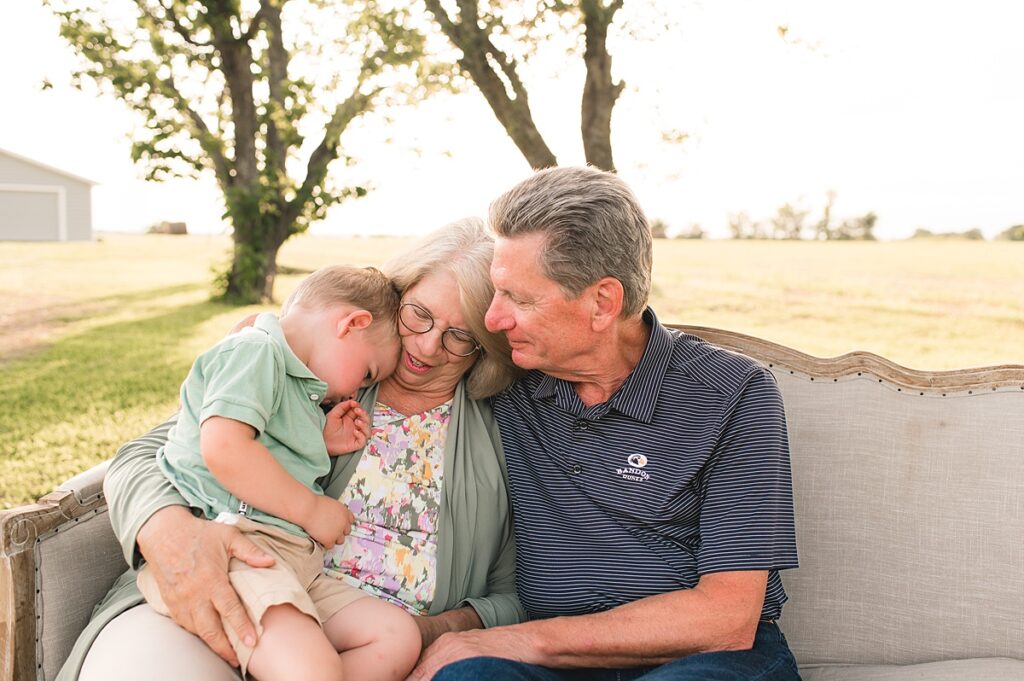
top-left (137, 265), bottom-right (421, 681)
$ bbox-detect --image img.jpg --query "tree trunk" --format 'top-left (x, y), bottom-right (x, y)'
top-left (222, 221), bottom-right (286, 304)
top-left (580, 0), bottom-right (624, 172)
top-left (474, 73), bottom-right (558, 169)
top-left (424, 0), bottom-right (557, 170)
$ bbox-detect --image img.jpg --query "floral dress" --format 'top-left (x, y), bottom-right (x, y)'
top-left (323, 401), bottom-right (450, 615)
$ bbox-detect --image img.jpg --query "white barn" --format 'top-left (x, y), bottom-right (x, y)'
top-left (0, 148), bottom-right (96, 241)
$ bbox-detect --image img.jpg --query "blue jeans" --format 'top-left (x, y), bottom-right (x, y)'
top-left (433, 621), bottom-right (801, 681)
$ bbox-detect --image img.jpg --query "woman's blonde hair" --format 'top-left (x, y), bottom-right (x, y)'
top-left (383, 217), bottom-right (522, 399)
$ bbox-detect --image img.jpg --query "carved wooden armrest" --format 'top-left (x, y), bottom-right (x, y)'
top-left (1, 462), bottom-right (125, 681)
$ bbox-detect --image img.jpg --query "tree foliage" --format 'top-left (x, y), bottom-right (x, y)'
top-left (422, 0), bottom-right (627, 171)
top-left (911, 228), bottom-right (986, 240)
top-left (48, 0), bottom-right (434, 303)
top-left (996, 224), bottom-right (1024, 241)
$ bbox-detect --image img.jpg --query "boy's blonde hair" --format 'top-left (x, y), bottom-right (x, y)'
top-left (283, 265), bottom-right (400, 335)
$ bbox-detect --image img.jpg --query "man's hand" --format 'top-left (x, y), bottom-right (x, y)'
top-left (136, 506), bottom-right (275, 666)
top-left (408, 627), bottom-right (533, 681)
top-left (323, 399), bottom-right (370, 455)
top-left (302, 495), bottom-right (355, 548)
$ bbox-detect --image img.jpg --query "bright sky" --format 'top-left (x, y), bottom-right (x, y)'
top-left (2, 1), bottom-right (1022, 239)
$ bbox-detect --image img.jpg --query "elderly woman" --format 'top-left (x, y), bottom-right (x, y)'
top-left (59, 217), bottom-right (523, 680)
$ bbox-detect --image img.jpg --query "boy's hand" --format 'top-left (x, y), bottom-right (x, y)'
top-left (303, 495), bottom-right (355, 548)
top-left (323, 399), bottom-right (370, 455)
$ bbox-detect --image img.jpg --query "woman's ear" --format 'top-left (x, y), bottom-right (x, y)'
top-left (336, 309), bottom-right (374, 337)
top-left (591, 277), bottom-right (624, 332)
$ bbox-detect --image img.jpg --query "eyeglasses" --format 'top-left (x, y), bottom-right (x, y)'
top-left (398, 302), bottom-right (482, 357)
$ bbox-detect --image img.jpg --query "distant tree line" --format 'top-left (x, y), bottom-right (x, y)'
top-left (998, 224), bottom-right (1024, 241)
top-left (910, 228), bottom-right (985, 240)
top-left (727, 192), bottom-right (877, 241)
top-left (910, 224), bottom-right (1024, 241)
top-left (649, 219), bottom-right (705, 240)
top-left (650, 208), bottom-right (1022, 242)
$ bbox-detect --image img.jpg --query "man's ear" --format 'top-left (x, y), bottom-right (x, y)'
top-left (336, 309), bottom-right (374, 337)
top-left (590, 277), bottom-right (624, 332)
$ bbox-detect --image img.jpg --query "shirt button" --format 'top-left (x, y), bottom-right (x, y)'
top-left (309, 393), bottom-right (320, 401)
top-left (571, 464), bottom-right (583, 474)
top-left (573, 420), bottom-right (589, 432)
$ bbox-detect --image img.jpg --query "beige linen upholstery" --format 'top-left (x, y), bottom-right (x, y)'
top-left (775, 374), bottom-right (1024, 664)
top-left (800, 657), bottom-right (1024, 681)
top-left (681, 326), bottom-right (1024, 673)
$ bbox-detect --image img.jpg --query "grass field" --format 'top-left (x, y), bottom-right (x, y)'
top-left (1, 233), bottom-right (1021, 507)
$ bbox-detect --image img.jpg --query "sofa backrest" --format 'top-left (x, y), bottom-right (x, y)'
top-left (677, 325), bottom-right (1024, 667)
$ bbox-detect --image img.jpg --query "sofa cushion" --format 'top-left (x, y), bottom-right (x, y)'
top-left (801, 657), bottom-right (1024, 680)
top-left (770, 370), bottom-right (1024, 665)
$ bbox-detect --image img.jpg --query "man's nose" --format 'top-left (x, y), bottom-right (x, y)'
top-left (484, 297), bottom-right (509, 333)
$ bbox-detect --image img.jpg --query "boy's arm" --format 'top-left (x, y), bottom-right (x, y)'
top-left (201, 416), bottom-right (353, 547)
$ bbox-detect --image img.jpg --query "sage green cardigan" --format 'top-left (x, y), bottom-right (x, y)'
top-left (58, 381), bottom-right (524, 681)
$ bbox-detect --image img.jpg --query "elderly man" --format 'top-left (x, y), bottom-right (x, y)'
top-left (413, 166), bottom-right (800, 681)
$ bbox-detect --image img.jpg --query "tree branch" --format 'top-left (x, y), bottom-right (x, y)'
top-left (157, 0), bottom-right (212, 47)
top-left (423, 0), bottom-right (556, 169)
top-left (242, 2), bottom-right (271, 42)
top-left (262, 0), bottom-right (289, 180)
top-left (149, 75), bottom-right (233, 187)
top-left (580, 0), bottom-right (623, 170)
top-left (283, 80), bottom-right (380, 231)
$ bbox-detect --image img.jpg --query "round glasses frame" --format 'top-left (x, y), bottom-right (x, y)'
top-left (398, 302), bottom-right (482, 357)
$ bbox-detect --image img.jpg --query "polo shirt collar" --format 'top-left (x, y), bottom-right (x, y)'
top-left (253, 313), bottom-right (322, 381)
top-left (531, 307), bottom-right (672, 423)
top-left (608, 307), bottom-right (672, 422)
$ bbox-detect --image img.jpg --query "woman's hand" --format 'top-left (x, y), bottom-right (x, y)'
top-left (412, 607), bottom-right (485, 654)
top-left (136, 506), bottom-right (275, 666)
top-left (323, 399), bottom-right (370, 455)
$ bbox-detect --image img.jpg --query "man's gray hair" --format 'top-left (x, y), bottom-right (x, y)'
top-left (488, 166), bottom-right (652, 318)
top-left (383, 217), bottom-right (522, 399)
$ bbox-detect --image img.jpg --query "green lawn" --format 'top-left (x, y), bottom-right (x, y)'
top-left (1, 234), bottom-right (1021, 507)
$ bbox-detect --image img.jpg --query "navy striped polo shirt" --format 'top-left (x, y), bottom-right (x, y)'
top-left (493, 308), bottom-right (798, 621)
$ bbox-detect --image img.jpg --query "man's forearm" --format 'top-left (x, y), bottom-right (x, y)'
top-left (498, 571), bottom-right (766, 668)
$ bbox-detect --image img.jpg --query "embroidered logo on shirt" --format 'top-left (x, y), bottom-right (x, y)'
top-left (616, 454), bottom-right (651, 482)
top-left (627, 453), bottom-right (648, 468)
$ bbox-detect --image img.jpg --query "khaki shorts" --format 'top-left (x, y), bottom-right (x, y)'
top-left (137, 516), bottom-right (366, 673)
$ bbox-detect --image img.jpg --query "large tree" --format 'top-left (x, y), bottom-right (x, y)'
top-left (422, 0), bottom-right (626, 171)
top-left (49, 0), bottom-right (432, 303)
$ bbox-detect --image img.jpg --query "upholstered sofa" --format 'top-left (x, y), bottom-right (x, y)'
top-left (3, 326), bottom-right (1022, 681)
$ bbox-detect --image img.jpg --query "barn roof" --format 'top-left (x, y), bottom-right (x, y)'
top-left (0, 147), bottom-right (99, 186)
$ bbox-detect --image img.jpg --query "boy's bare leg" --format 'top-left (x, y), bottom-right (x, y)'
top-left (324, 597), bottom-right (422, 681)
top-left (246, 604), bottom-right (344, 681)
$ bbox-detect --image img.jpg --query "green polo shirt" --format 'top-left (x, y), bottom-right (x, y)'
top-left (157, 313), bottom-right (330, 537)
